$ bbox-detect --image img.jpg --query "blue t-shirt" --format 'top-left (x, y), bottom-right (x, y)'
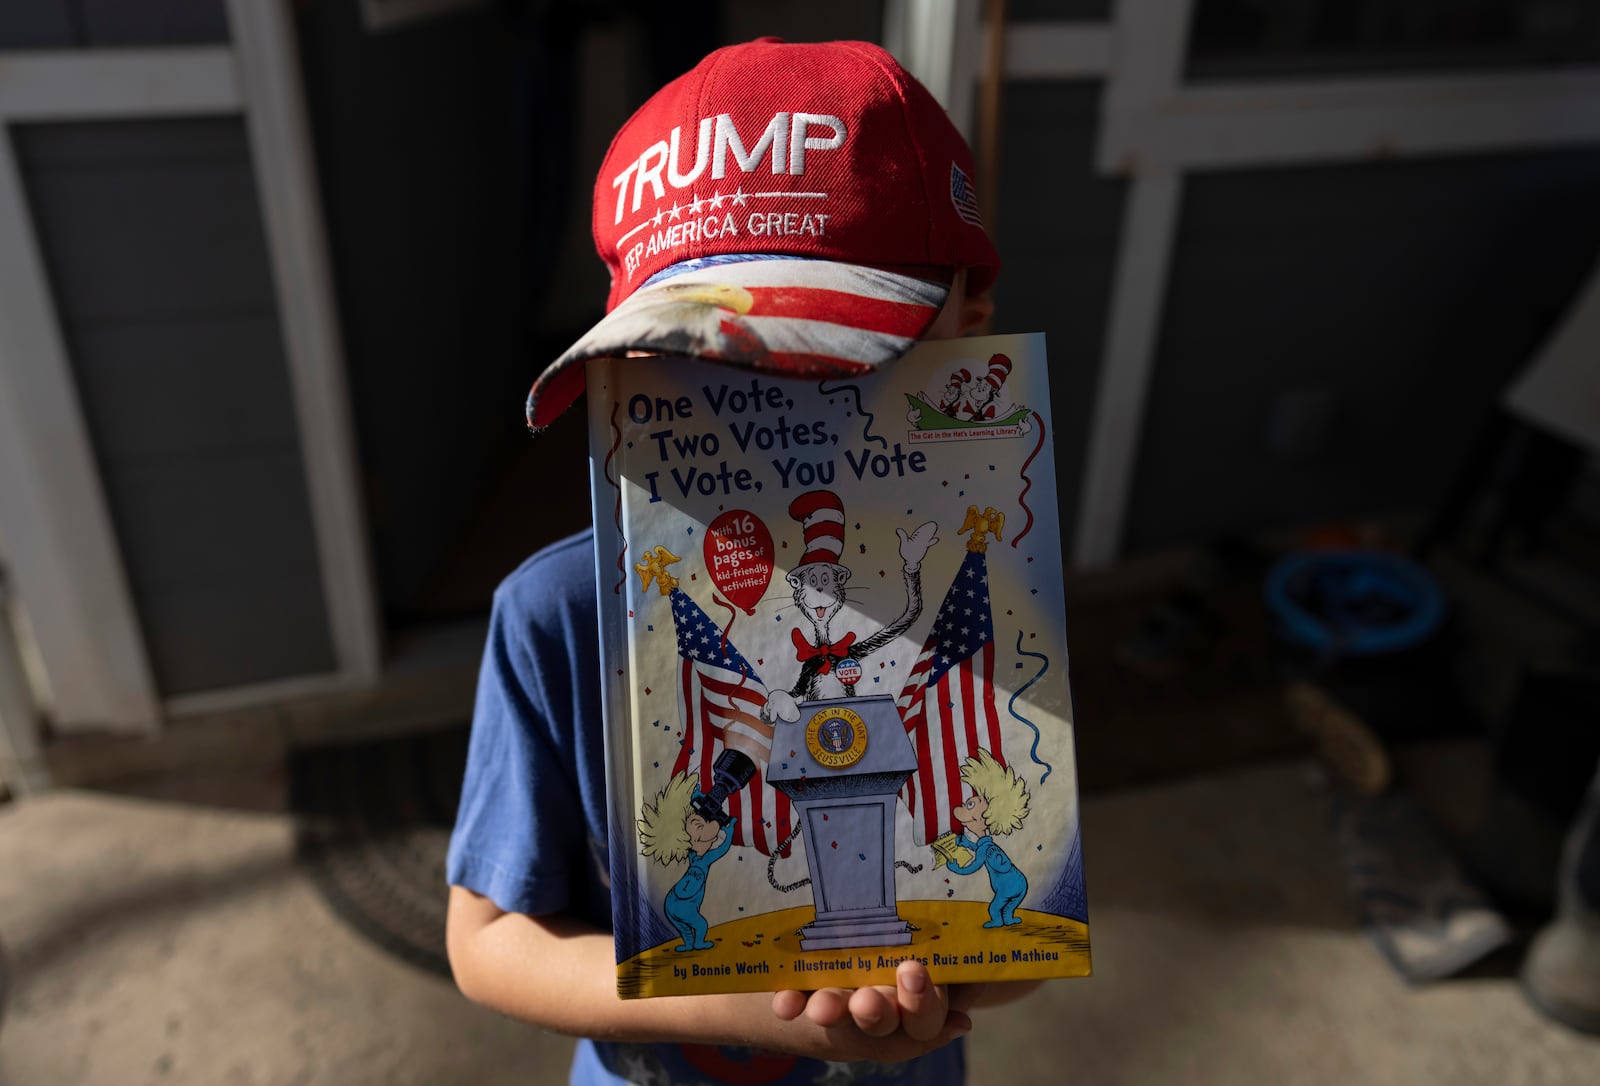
top-left (447, 529), bottom-right (966, 1086)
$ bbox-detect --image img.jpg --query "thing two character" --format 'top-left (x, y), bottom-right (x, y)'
top-left (943, 749), bottom-right (1031, 928)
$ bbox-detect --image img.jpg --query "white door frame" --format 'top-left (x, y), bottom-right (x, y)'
top-left (0, 11), bottom-right (380, 735)
top-left (891, 0), bottom-right (1600, 566)
top-left (884, 0), bottom-right (985, 139)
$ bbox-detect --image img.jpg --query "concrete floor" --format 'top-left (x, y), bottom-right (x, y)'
top-left (1, 761), bottom-right (1596, 1085)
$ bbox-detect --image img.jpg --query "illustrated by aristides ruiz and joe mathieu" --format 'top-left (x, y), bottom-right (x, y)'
top-left (589, 332), bottom-right (1090, 997)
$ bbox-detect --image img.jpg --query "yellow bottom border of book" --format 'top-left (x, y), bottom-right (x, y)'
top-left (618, 901), bottom-right (1091, 998)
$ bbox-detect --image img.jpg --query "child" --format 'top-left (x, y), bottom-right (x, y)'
top-left (446, 37), bottom-right (1039, 1085)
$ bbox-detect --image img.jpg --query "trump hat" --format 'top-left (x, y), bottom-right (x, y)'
top-left (524, 37), bottom-right (1000, 430)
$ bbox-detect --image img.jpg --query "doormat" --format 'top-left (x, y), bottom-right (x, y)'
top-left (291, 726), bottom-right (469, 978)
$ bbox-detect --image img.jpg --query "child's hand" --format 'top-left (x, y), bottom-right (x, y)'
top-left (769, 961), bottom-right (971, 1060)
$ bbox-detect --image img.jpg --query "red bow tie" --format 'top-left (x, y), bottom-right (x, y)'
top-left (792, 628), bottom-right (856, 674)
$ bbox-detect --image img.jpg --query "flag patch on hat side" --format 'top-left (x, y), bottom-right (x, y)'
top-left (950, 163), bottom-right (984, 229)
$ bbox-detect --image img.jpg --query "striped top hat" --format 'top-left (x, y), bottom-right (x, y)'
top-left (789, 490), bottom-right (846, 568)
top-left (983, 353), bottom-right (1012, 391)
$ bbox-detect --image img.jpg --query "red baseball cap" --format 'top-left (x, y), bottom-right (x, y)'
top-left (525, 37), bottom-right (1000, 430)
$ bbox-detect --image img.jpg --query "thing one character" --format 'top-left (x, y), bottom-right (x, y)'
top-left (944, 749), bottom-right (1031, 928)
top-left (763, 490), bottom-right (937, 720)
top-left (638, 771), bottom-right (736, 951)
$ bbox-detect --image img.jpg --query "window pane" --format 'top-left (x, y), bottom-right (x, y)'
top-left (1010, 0), bottom-right (1112, 20)
top-left (0, 0), bottom-right (74, 49)
top-left (1124, 149), bottom-right (1600, 551)
top-left (1188, 0), bottom-right (1600, 81)
top-left (77, 0), bottom-right (229, 46)
top-left (995, 82), bottom-right (1127, 558)
top-left (15, 119), bottom-right (337, 694)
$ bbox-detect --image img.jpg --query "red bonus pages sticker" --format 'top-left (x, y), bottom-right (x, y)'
top-left (704, 510), bottom-right (774, 616)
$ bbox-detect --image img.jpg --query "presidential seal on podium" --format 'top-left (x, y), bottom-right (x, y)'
top-left (805, 705), bottom-right (868, 769)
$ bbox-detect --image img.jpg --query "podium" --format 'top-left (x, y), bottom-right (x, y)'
top-left (767, 695), bottom-right (918, 951)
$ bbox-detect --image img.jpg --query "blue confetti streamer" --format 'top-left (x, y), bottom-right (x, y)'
top-left (1009, 629), bottom-right (1054, 784)
top-left (818, 381), bottom-right (886, 448)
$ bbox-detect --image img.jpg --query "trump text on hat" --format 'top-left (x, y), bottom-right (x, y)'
top-left (611, 112), bottom-right (847, 225)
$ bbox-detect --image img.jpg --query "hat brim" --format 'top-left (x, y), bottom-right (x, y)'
top-left (526, 258), bottom-right (949, 430)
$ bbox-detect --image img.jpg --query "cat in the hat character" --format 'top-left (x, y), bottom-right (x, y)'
top-left (762, 490), bottom-right (938, 723)
top-left (962, 353), bottom-right (1012, 422)
top-left (936, 367), bottom-right (971, 417)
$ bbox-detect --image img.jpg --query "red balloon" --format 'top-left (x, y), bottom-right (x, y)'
top-left (703, 510), bottom-right (775, 616)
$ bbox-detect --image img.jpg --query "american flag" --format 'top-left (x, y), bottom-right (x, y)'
top-left (667, 588), bottom-right (793, 856)
top-left (949, 164), bottom-right (985, 229)
top-left (897, 548), bottom-right (1004, 846)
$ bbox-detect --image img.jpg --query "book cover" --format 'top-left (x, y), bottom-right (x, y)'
top-left (586, 332), bottom-right (1090, 997)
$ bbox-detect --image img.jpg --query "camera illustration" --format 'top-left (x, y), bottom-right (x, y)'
top-left (690, 749), bottom-right (756, 826)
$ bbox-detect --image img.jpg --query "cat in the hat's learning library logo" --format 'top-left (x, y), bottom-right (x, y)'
top-left (905, 353), bottom-right (1034, 443)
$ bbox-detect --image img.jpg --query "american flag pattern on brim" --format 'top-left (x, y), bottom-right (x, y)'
top-left (897, 547), bottom-right (1004, 847)
top-left (525, 257), bottom-right (949, 430)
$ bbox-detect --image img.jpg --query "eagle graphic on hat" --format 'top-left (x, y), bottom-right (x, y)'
top-left (761, 490), bottom-right (940, 721)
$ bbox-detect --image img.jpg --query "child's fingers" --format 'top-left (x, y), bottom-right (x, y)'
top-left (771, 989), bottom-right (809, 1021)
top-left (846, 985), bottom-right (902, 1038)
top-left (801, 988), bottom-right (852, 1028)
top-left (894, 961), bottom-right (948, 1042)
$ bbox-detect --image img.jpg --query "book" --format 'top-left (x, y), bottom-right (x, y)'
top-left (586, 332), bottom-right (1090, 997)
